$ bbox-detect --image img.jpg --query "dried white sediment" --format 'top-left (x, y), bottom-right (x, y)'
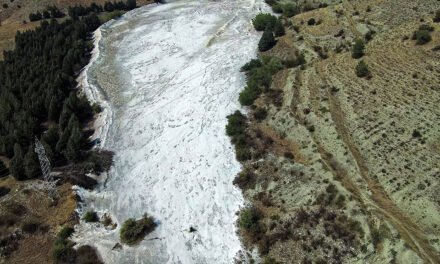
top-left (73, 0), bottom-right (270, 263)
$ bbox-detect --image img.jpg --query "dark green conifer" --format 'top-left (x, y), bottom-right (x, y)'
top-left (258, 28), bottom-right (276, 52)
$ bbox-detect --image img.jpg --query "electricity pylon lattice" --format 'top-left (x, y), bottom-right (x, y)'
top-left (34, 137), bottom-right (58, 198)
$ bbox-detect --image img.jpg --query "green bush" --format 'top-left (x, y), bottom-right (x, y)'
top-left (241, 59), bottom-right (262, 72)
top-left (52, 226), bottom-right (76, 262)
top-left (258, 28), bottom-right (276, 52)
top-left (271, 3), bottom-right (283, 13)
top-left (235, 147), bottom-right (251, 161)
top-left (238, 56), bottom-right (284, 106)
top-left (252, 13), bottom-right (278, 31)
top-left (413, 29), bottom-right (432, 45)
top-left (254, 108), bottom-right (268, 121)
top-left (52, 239), bottom-right (76, 261)
top-left (226, 111), bottom-right (247, 137)
top-left (352, 39), bottom-right (365, 59)
top-left (83, 210), bottom-right (99, 222)
top-left (355, 60), bottom-right (370, 78)
top-left (57, 226), bottom-right (74, 240)
top-left (282, 3), bottom-right (299, 17)
top-left (284, 53), bottom-right (306, 68)
top-left (239, 86), bottom-right (260, 106)
top-left (239, 207), bottom-right (260, 230)
top-left (120, 214), bottom-right (156, 245)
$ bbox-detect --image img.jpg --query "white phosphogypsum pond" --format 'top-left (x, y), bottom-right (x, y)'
top-left (74, 0), bottom-right (270, 263)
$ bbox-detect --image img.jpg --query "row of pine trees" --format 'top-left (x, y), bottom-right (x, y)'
top-left (0, 1), bottom-right (128, 180)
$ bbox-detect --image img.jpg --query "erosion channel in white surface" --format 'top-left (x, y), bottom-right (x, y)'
top-left (74, 0), bottom-right (269, 263)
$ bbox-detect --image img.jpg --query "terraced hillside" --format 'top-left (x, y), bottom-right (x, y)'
top-left (236, 0), bottom-right (440, 263)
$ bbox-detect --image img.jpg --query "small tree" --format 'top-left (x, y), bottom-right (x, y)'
top-left (252, 13), bottom-right (277, 31)
top-left (10, 143), bottom-right (26, 180)
top-left (355, 60), bottom-right (370, 78)
top-left (24, 145), bottom-right (41, 179)
top-left (352, 39), bottom-right (365, 59)
top-left (258, 28), bottom-right (276, 52)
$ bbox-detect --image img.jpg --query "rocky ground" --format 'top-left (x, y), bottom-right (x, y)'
top-left (236, 0), bottom-right (440, 263)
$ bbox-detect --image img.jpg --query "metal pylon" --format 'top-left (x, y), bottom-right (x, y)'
top-left (34, 137), bottom-right (58, 198)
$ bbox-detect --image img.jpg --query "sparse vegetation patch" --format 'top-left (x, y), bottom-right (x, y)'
top-left (120, 214), bottom-right (157, 245)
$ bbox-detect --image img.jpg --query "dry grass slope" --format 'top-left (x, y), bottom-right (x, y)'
top-left (237, 0), bottom-right (440, 263)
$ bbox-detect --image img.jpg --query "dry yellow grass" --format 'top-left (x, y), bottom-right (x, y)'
top-left (238, 0), bottom-right (440, 263)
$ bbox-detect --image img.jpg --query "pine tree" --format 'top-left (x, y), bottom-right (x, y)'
top-left (59, 103), bottom-right (72, 130)
top-left (0, 159), bottom-right (8, 177)
top-left (24, 145), bottom-right (41, 179)
top-left (10, 143), bottom-right (26, 180)
top-left (126, 0), bottom-right (136, 10)
top-left (258, 28), bottom-right (276, 52)
top-left (65, 126), bottom-right (84, 162)
top-left (355, 60), bottom-right (370, 78)
top-left (43, 127), bottom-right (60, 151)
top-left (48, 97), bottom-right (60, 121)
top-left (352, 39), bottom-right (365, 59)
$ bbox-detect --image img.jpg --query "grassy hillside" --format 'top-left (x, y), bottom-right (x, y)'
top-left (232, 0), bottom-right (440, 263)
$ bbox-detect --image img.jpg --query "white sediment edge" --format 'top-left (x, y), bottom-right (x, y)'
top-left (76, 29), bottom-right (112, 148)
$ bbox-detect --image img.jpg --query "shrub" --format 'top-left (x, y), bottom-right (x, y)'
top-left (284, 53), bottom-right (306, 68)
top-left (239, 57), bottom-right (284, 106)
top-left (239, 86), bottom-right (260, 106)
top-left (273, 19), bottom-right (285, 37)
top-left (52, 226), bottom-right (76, 261)
top-left (120, 214), bottom-right (156, 245)
top-left (57, 226), bottom-right (74, 240)
top-left (226, 111), bottom-right (247, 137)
top-left (371, 228), bottom-right (383, 248)
top-left (239, 207), bottom-right (261, 230)
top-left (233, 171), bottom-right (254, 189)
top-left (22, 219), bottom-right (41, 233)
top-left (307, 18), bottom-right (316, 25)
top-left (252, 13), bottom-right (277, 31)
top-left (241, 59), bottom-right (262, 72)
top-left (435, 10), bottom-right (440, 23)
top-left (235, 147), bottom-right (252, 161)
top-left (272, 3), bottom-right (283, 13)
top-left (0, 186), bottom-right (10, 197)
top-left (52, 239), bottom-right (75, 261)
top-left (413, 29), bottom-right (432, 45)
top-left (83, 210), bottom-right (99, 222)
top-left (355, 60), bottom-right (370, 78)
top-left (412, 24), bottom-right (434, 45)
top-left (258, 28), bottom-right (276, 52)
top-left (282, 3), bottom-right (299, 17)
top-left (75, 245), bottom-right (103, 264)
top-left (254, 108), bottom-right (267, 121)
top-left (352, 39), bottom-right (365, 59)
